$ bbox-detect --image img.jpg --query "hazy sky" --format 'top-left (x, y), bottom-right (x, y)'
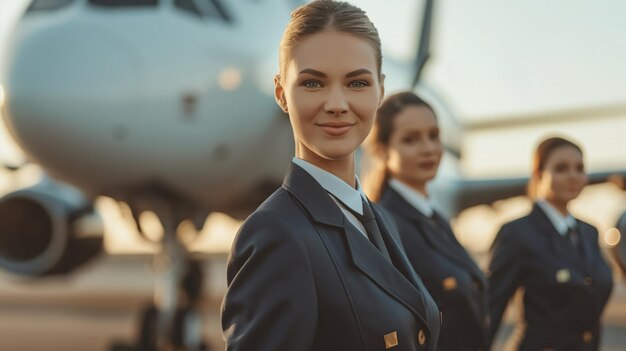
top-left (356, 0), bottom-right (626, 120)
top-left (1, 0), bottom-right (625, 175)
top-left (3, 0), bottom-right (626, 119)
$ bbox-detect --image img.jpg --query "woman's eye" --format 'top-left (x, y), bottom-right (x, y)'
top-left (302, 80), bottom-right (323, 88)
top-left (429, 131), bottom-right (440, 141)
top-left (349, 80), bottom-right (369, 88)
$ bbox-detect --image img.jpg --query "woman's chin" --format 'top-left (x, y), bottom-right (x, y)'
top-left (314, 145), bottom-right (358, 161)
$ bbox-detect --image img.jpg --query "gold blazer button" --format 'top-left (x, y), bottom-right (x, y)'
top-left (584, 277), bottom-right (593, 285)
top-left (583, 331), bottom-right (593, 343)
top-left (417, 329), bottom-right (426, 345)
top-left (442, 276), bottom-right (457, 291)
top-left (384, 331), bottom-right (398, 349)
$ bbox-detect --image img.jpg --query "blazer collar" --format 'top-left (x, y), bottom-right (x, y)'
top-left (388, 178), bottom-right (434, 217)
top-left (381, 186), bottom-right (422, 221)
top-left (292, 157), bottom-right (365, 215)
top-left (282, 162), bottom-right (345, 228)
top-left (529, 204), bottom-right (590, 272)
top-left (382, 187), bottom-right (485, 283)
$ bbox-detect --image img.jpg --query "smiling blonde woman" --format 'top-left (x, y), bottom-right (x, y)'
top-left (220, 1), bottom-right (441, 350)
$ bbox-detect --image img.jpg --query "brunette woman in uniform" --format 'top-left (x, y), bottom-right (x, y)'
top-left (488, 136), bottom-right (613, 350)
top-left (366, 91), bottom-right (488, 351)
top-left (221, 2), bottom-right (441, 350)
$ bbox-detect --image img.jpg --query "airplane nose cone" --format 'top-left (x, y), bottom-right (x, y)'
top-left (3, 19), bottom-right (139, 185)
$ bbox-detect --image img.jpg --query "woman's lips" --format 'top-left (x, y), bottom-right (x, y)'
top-left (317, 122), bottom-right (355, 136)
top-left (418, 161), bottom-right (437, 170)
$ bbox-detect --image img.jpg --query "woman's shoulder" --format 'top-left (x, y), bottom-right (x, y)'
top-left (495, 213), bottom-right (536, 243)
top-left (233, 187), bottom-right (311, 249)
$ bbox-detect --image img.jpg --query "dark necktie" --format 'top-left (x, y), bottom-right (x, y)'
top-left (566, 225), bottom-right (585, 260)
top-left (429, 210), bottom-right (455, 244)
top-left (341, 196), bottom-right (392, 262)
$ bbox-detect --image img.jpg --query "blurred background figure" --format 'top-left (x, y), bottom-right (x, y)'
top-left (488, 137), bottom-right (613, 350)
top-left (365, 91), bottom-right (488, 351)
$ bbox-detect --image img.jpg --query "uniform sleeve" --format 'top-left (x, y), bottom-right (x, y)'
top-left (221, 211), bottom-right (318, 351)
top-left (487, 223), bottom-right (523, 348)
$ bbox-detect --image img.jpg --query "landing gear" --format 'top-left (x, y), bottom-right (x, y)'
top-left (112, 258), bottom-right (211, 351)
top-left (111, 190), bottom-right (212, 351)
top-left (130, 262), bottom-right (208, 351)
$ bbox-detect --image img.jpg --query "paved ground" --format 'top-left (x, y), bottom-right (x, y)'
top-left (0, 254), bottom-right (624, 351)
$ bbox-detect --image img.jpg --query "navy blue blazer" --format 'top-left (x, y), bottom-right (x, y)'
top-left (488, 204), bottom-right (613, 351)
top-left (378, 186), bottom-right (488, 351)
top-left (221, 163), bottom-right (441, 351)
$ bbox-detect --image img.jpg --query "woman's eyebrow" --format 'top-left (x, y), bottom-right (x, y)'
top-left (297, 68), bottom-right (373, 78)
top-left (346, 69), bottom-right (372, 78)
top-left (298, 68), bottom-right (326, 78)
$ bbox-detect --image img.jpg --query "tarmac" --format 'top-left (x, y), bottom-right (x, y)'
top-left (0, 253), bottom-right (624, 351)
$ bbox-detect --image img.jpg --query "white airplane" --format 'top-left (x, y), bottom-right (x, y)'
top-left (1, 0), bottom-right (625, 350)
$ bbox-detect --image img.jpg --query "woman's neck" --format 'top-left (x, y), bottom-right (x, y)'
top-left (296, 148), bottom-right (356, 188)
top-left (395, 177), bottom-right (428, 197)
top-left (543, 198), bottom-right (569, 217)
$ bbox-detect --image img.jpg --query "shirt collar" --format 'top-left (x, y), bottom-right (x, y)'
top-left (292, 157), bottom-right (364, 215)
top-left (536, 200), bottom-right (577, 236)
top-left (389, 177), bottom-right (434, 217)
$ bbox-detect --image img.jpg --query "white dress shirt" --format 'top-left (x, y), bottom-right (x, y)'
top-left (536, 200), bottom-right (577, 236)
top-left (293, 158), bottom-right (369, 238)
top-left (388, 178), bottom-right (435, 217)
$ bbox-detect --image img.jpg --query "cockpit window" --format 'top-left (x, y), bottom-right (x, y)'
top-left (88, 0), bottom-right (158, 7)
top-left (26, 0), bottom-right (75, 12)
top-left (174, 0), bottom-right (232, 23)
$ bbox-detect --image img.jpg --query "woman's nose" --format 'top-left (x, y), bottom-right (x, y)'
top-left (324, 86), bottom-right (349, 115)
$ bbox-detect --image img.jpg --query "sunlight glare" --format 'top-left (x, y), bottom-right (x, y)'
top-left (139, 210), bottom-right (164, 242)
top-left (218, 67), bottom-right (242, 91)
top-left (604, 228), bottom-right (621, 247)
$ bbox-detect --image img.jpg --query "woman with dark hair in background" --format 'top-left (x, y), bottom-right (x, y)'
top-left (221, 2), bottom-right (440, 350)
top-left (488, 136), bottom-right (613, 350)
top-left (366, 91), bottom-right (488, 351)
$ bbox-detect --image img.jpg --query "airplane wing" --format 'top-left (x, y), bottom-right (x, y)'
top-left (442, 169), bottom-right (626, 218)
top-left (466, 103), bottom-right (626, 131)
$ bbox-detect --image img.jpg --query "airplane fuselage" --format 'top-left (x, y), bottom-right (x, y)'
top-left (3, 0), bottom-right (295, 218)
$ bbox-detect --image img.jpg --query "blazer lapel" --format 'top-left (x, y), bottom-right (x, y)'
top-left (575, 220), bottom-right (596, 273)
top-left (343, 221), bottom-right (430, 328)
top-left (371, 204), bottom-right (438, 338)
top-left (282, 163), bottom-right (431, 331)
top-left (282, 162), bottom-right (345, 227)
top-left (384, 188), bottom-right (473, 271)
top-left (530, 204), bottom-right (587, 272)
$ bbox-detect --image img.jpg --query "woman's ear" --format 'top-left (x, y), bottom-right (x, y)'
top-left (378, 74), bottom-right (386, 108)
top-left (274, 75), bottom-right (288, 113)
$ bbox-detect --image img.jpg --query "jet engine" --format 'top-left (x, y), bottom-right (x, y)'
top-left (0, 178), bottom-right (103, 276)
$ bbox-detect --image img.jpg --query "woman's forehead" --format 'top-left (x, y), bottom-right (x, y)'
top-left (546, 146), bottom-right (583, 163)
top-left (286, 30), bottom-right (378, 76)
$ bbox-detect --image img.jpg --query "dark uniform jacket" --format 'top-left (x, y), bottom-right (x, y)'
top-left (379, 186), bottom-right (488, 351)
top-left (221, 163), bottom-right (441, 351)
top-left (488, 203), bottom-right (613, 351)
